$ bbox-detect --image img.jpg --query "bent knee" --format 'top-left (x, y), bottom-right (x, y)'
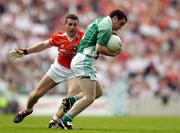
top-left (96, 90), bottom-right (103, 99)
top-left (67, 88), bottom-right (81, 96)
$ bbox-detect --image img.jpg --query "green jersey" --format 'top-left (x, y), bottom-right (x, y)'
top-left (78, 16), bottom-right (112, 57)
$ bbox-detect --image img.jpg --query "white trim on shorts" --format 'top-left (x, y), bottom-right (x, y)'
top-left (46, 58), bottom-right (74, 83)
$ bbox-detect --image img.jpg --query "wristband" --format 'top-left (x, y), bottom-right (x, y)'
top-left (23, 49), bottom-right (28, 55)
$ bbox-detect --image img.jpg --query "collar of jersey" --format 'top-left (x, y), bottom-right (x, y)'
top-left (64, 32), bottom-right (77, 41)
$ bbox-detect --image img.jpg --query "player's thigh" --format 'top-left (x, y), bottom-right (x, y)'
top-left (66, 77), bottom-right (81, 96)
top-left (95, 80), bottom-right (103, 99)
top-left (33, 74), bottom-right (57, 96)
top-left (78, 78), bottom-right (96, 100)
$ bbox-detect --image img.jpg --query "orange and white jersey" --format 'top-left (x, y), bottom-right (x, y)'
top-left (49, 30), bottom-right (84, 69)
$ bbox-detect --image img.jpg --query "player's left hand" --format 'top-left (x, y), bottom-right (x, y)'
top-left (9, 49), bottom-right (24, 60)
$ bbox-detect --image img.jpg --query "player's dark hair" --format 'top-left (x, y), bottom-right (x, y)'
top-left (65, 13), bottom-right (79, 24)
top-left (109, 9), bottom-right (127, 23)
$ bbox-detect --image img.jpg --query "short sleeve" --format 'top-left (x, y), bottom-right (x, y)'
top-left (49, 32), bottom-right (68, 47)
top-left (96, 18), bottom-right (112, 47)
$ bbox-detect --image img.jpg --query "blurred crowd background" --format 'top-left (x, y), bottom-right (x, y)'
top-left (0, 0), bottom-right (180, 113)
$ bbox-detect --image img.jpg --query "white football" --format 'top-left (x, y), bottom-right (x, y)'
top-left (107, 34), bottom-right (122, 53)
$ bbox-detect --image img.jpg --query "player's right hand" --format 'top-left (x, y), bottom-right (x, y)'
top-left (9, 49), bottom-right (24, 60)
top-left (111, 49), bottom-right (121, 57)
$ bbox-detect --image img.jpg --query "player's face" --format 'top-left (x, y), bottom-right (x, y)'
top-left (65, 19), bottom-right (79, 38)
top-left (112, 16), bottom-right (126, 31)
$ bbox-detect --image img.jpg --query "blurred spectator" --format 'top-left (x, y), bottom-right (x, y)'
top-left (0, 78), bottom-right (19, 113)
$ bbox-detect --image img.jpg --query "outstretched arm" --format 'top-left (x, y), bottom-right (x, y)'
top-left (21, 40), bottom-right (52, 54)
top-left (9, 40), bottom-right (52, 59)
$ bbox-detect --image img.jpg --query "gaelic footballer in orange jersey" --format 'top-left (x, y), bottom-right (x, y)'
top-left (9, 14), bottom-right (85, 128)
top-left (49, 30), bottom-right (84, 69)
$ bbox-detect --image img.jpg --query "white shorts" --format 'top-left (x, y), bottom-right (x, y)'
top-left (71, 53), bottom-right (97, 80)
top-left (46, 58), bottom-right (74, 83)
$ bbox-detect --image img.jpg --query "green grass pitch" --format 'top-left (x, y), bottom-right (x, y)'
top-left (0, 114), bottom-right (180, 133)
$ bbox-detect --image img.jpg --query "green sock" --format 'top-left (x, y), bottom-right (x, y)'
top-left (69, 96), bottom-right (78, 105)
top-left (61, 112), bottom-right (73, 123)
